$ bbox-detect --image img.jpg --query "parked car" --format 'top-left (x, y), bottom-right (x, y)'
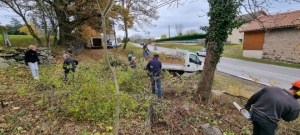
top-left (140, 42), bottom-right (145, 46)
top-left (196, 48), bottom-right (206, 57)
top-left (110, 40), bottom-right (122, 47)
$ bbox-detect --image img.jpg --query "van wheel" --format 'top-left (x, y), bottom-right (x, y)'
top-left (176, 71), bottom-right (184, 76)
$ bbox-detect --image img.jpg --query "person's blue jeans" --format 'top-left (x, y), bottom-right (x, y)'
top-left (28, 62), bottom-right (39, 79)
top-left (150, 75), bottom-right (162, 98)
top-left (251, 111), bottom-right (277, 135)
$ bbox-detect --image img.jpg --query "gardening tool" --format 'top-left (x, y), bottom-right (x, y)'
top-left (233, 102), bottom-right (251, 120)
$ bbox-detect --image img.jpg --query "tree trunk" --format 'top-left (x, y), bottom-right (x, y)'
top-left (194, 0), bottom-right (241, 104)
top-left (23, 20), bottom-right (42, 46)
top-left (122, 23), bottom-right (128, 49)
top-left (195, 41), bottom-right (218, 103)
top-left (58, 24), bottom-right (66, 49)
top-left (53, 33), bottom-right (58, 45)
top-left (51, 21), bottom-right (58, 45)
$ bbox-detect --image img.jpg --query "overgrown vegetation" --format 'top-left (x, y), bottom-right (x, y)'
top-left (1, 44), bottom-right (300, 134)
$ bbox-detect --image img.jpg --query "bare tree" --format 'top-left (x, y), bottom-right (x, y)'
top-left (129, 33), bottom-right (143, 43)
top-left (185, 29), bottom-right (197, 35)
top-left (111, 0), bottom-right (159, 49)
top-left (28, 1), bottom-right (53, 48)
top-left (0, 0), bottom-right (43, 46)
top-left (95, 0), bottom-right (122, 134)
top-left (175, 23), bottom-right (184, 36)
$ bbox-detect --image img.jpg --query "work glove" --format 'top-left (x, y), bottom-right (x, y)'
top-left (243, 106), bottom-right (251, 112)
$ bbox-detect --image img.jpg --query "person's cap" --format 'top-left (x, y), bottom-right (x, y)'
top-left (292, 80), bottom-right (300, 96)
top-left (292, 80), bottom-right (300, 89)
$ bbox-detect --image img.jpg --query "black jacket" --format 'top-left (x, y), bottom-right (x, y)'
top-left (63, 58), bottom-right (78, 73)
top-left (24, 50), bottom-right (39, 65)
top-left (244, 86), bottom-right (300, 123)
top-left (146, 58), bottom-right (162, 76)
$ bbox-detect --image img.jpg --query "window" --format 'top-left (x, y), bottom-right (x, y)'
top-left (189, 54), bottom-right (201, 65)
top-left (239, 39), bottom-right (243, 42)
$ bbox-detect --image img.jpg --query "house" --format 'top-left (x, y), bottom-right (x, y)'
top-left (240, 10), bottom-right (300, 63)
top-left (227, 11), bottom-right (267, 44)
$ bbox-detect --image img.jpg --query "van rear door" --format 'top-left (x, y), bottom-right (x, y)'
top-left (91, 38), bottom-right (102, 48)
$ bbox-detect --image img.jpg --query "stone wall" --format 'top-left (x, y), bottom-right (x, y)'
top-left (263, 28), bottom-right (300, 64)
top-left (0, 47), bottom-right (56, 65)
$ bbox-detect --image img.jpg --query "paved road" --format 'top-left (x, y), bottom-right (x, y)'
top-left (133, 43), bottom-right (300, 88)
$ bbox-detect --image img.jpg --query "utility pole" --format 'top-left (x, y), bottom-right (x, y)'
top-left (168, 25), bottom-right (170, 38)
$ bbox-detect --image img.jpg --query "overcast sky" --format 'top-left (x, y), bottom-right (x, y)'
top-left (0, 0), bottom-right (299, 39)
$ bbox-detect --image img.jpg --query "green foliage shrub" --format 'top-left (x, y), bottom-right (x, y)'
top-left (33, 60), bottom-right (144, 124)
top-left (155, 33), bottom-right (206, 42)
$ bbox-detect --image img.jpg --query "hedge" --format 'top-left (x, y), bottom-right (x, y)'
top-left (155, 33), bottom-right (207, 42)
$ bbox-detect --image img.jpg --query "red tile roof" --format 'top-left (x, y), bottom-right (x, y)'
top-left (241, 10), bottom-right (300, 32)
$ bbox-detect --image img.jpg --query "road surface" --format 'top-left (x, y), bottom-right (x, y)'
top-left (133, 43), bottom-right (300, 89)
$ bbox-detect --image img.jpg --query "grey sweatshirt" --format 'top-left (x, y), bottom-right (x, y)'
top-left (244, 86), bottom-right (300, 123)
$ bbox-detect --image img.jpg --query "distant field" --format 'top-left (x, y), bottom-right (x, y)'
top-left (0, 35), bottom-right (54, 47)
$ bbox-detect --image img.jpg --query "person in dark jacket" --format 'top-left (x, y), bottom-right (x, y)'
top-left (24, 45), bottom-right (40, 80)
top-left (63, 54), bottom-right (78, 81)
top-left (146, 54), bottom-right (162, 98)
top-left (244, 80), bottom-right (300, 135)
top-left (143, 43), bottom-right (150, 59)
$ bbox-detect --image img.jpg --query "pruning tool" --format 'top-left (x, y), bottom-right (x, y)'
top-left (233, 102), bottom-right (251, 120)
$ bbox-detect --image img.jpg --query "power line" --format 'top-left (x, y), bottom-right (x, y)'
top-left (149, 0), bottom-right (177, 11)
top-left (147, 0), bottom-right (178, 12)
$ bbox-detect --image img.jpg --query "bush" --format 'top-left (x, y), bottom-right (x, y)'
top-left (34, 61), bottom-right (141, 123)
top-left (155, 33), bottom-right (207, 42)
top-left (122, 37), bottom-right (130, 43)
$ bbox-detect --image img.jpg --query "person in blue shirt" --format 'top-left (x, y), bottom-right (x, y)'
top-left (146, 54), bottom-right (162, 98)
